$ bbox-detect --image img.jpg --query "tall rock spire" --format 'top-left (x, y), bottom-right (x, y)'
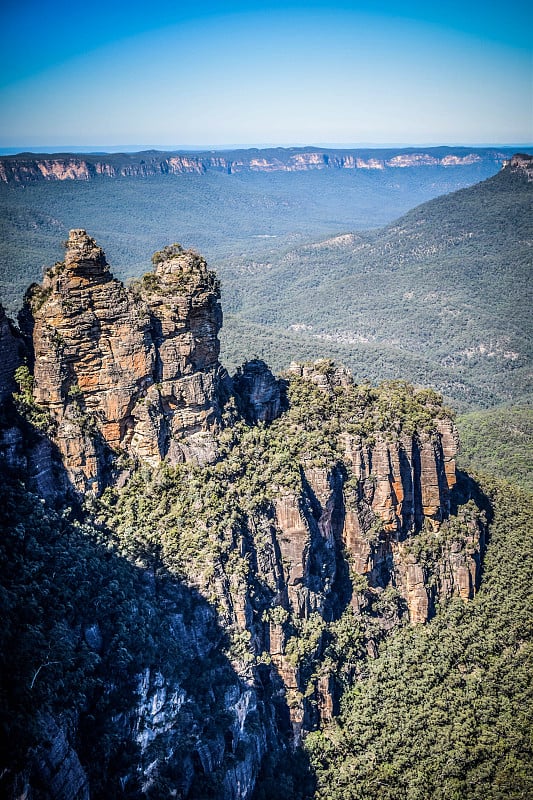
top-left (22, 232), bottom-right (228, 492)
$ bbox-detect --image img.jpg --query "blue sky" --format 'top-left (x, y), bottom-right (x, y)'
top-left (1, 0), bottom-right (531, 148)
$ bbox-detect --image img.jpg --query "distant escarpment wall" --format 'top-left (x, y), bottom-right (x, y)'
top-left (0, 147), bottom-right (511, 182)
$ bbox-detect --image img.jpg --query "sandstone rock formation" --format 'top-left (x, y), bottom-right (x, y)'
top-left (211, 363), bottom-right (482, 734)
top-left (20, 230), bottom-right (229, 492)
top-left (0, 148), bottom-right (509, 183)
top-left (506, 152), bottom-right (533, 181)
top-left (135, 243), bottom-right (230, 465)
top-left (1, 237), bottom-right (488, 797)
top-left (233, 359), bottom-right (282, 423)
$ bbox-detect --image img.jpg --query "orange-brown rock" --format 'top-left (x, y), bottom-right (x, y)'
top-left (23, 231), bottom-right (228, 491)
top-left (135, 244), bottom-right (229, 465)
top-left (25, 230), bottom-right (154, 490)
top-left (339, 420), bottom-right (468, 623)
top-left (394, 548), bottom-right (429, 624)
top-left (290, 364), bottom-right (476, 626)
top-left (343, 422), bottom-right (458, 538)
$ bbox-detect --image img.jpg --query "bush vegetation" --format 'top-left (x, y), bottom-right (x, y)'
top-left (306, 476), bottom-right (533, 800)
top-left (457, 406), bottom-right (532, 491)
top-left (0, 475), bottom-right (247, 797)
top-left (1, 160), bottom-right (526, 409)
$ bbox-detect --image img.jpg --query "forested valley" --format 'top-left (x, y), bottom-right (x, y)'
top-left (0, 150), bottom-right (531, 799)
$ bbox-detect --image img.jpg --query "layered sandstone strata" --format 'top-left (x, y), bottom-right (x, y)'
top-left (22, 231), bottom-right (227, 491)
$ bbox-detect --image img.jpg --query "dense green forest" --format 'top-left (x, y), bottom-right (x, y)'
top-left (305, 476), bottom-right (533, 800)
top-left (1, 156), bottom-right (530, 412)
top-left (3, 355), bottom-right (532, 798)
top-left (457, 406), bottom-right (532, 491)
top-left (297, 405), bottom-right (533, 800)
top-left (1, 154), bottom-right (531, 798)
top-left (0, 160), bottom-right (506, 317)
top-left (219, 315), bottom-right (517, 412)
top-left (219, 164), bottom-right (532, 410)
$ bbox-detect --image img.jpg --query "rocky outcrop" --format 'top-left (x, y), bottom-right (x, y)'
top-left (233, 359), bottom-right (282, 423)
top-left (0, 148), bottom-right (510, 183)
top-left (28, 715), bottom-right (89, 800)
top-left (3, 239), bottom-right (489, 797)
top-left (20, 231), bottom-right (228, 492)
top-left (288, 359), bottom-right (352, 388)
top-left (135, 244), bottom-right (230, 465)
top-left (342, 423), bottom-right (457, 535)
top-left (505, 152), bottom-right (533, 181)
top-left (337, 403), bottom-right (480, 624)
top-left (22, 230), bottom-right (155, 492)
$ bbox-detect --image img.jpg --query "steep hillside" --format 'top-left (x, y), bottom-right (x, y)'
top-left (457, 405), bottom-right (533, 491)
top-left (0, 148), bottom-right (517, 318)
top-left (220, 154), bottom-right (533, 409)
top-left (306, 477), bottom-right (533, 800)
top-left (0, 233), bottom-right (497, 799)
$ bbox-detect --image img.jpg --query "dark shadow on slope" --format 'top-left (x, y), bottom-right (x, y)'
top-left (251, 747), bottom-right (316, 800)
top-left (450, 468), bottom-right (493, 523)
top-left (0, 460), bottom-right (273, 800)
top-left (300, 464), bottom-right (353, 618)
top-left (450, 468), bottom-right (494, 590)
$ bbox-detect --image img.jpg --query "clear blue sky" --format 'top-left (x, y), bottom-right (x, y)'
top-left (0, 0), bottom-right (531, 148)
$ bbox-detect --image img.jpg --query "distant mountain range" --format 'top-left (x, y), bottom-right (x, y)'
top-left (0, 145), bottom-right (519, 182)
top-left (0, 149), bottom-right (530, 410)
top-left (0, 153), bottom-right (531, 800)
top-left (219, 154), bottom-right (533, 409)
top-left (2, 147), bottom-right (518, 321)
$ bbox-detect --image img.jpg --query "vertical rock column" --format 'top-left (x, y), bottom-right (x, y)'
top-left (341, 424), bottom-right (460, 622)
top-left (25, 230), bottom-right (155, 491)
top-left (136, 244), bottom-right (230, 465)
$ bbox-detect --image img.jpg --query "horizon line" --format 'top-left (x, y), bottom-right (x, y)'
top-left (1, 142), bottom-right (533, 157)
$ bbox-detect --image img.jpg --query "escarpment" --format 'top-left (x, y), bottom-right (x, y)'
top-left (0, 233), bottom-right (487, 799)
top-left (0, 147), bottom-right (510, 183)
top-left (99, 354), bottom-right (483, 754)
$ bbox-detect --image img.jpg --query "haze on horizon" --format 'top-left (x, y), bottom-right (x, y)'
top-left (0, 0), bottom-right (531, 148)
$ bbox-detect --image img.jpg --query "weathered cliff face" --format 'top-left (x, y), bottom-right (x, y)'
top-left (134, 244), bottom-right (230, 466)
top-left (1, 236), bottom-right (488, 799)
top-left (0, 147), bottom-right (509, 183)
top-left (115, 360), bottom-right (480, 751)
top-left (341, 418), bottom-right (457, 534)
top-left (233, 359), bottom-right (283, 423)
top-left (0, 474), bottom-right (275, 800)
top-left (23, 229), bottom-right (155, 492)
top-left (0, 304), bottom-right (73, 503)
top-left (9, 714), bottom-right (90, 800)
top-left (177, 458), bottom-right (481, 744)
top-left (505, 152), bottom-right (533, 181)
top-left (20, 231), bottom-right (228, 492)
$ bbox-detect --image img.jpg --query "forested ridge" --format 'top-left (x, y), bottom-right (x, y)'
top-left (306, 476), bottom-right (533, 800)
top-left (2, 365), bottom-right (532, 798)
top-left (0, 157), bottom-right (531, 799)
top-left (220, 160), bottom-right (532, 409)
top-left (1, 151), bottom-right (530, 410)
